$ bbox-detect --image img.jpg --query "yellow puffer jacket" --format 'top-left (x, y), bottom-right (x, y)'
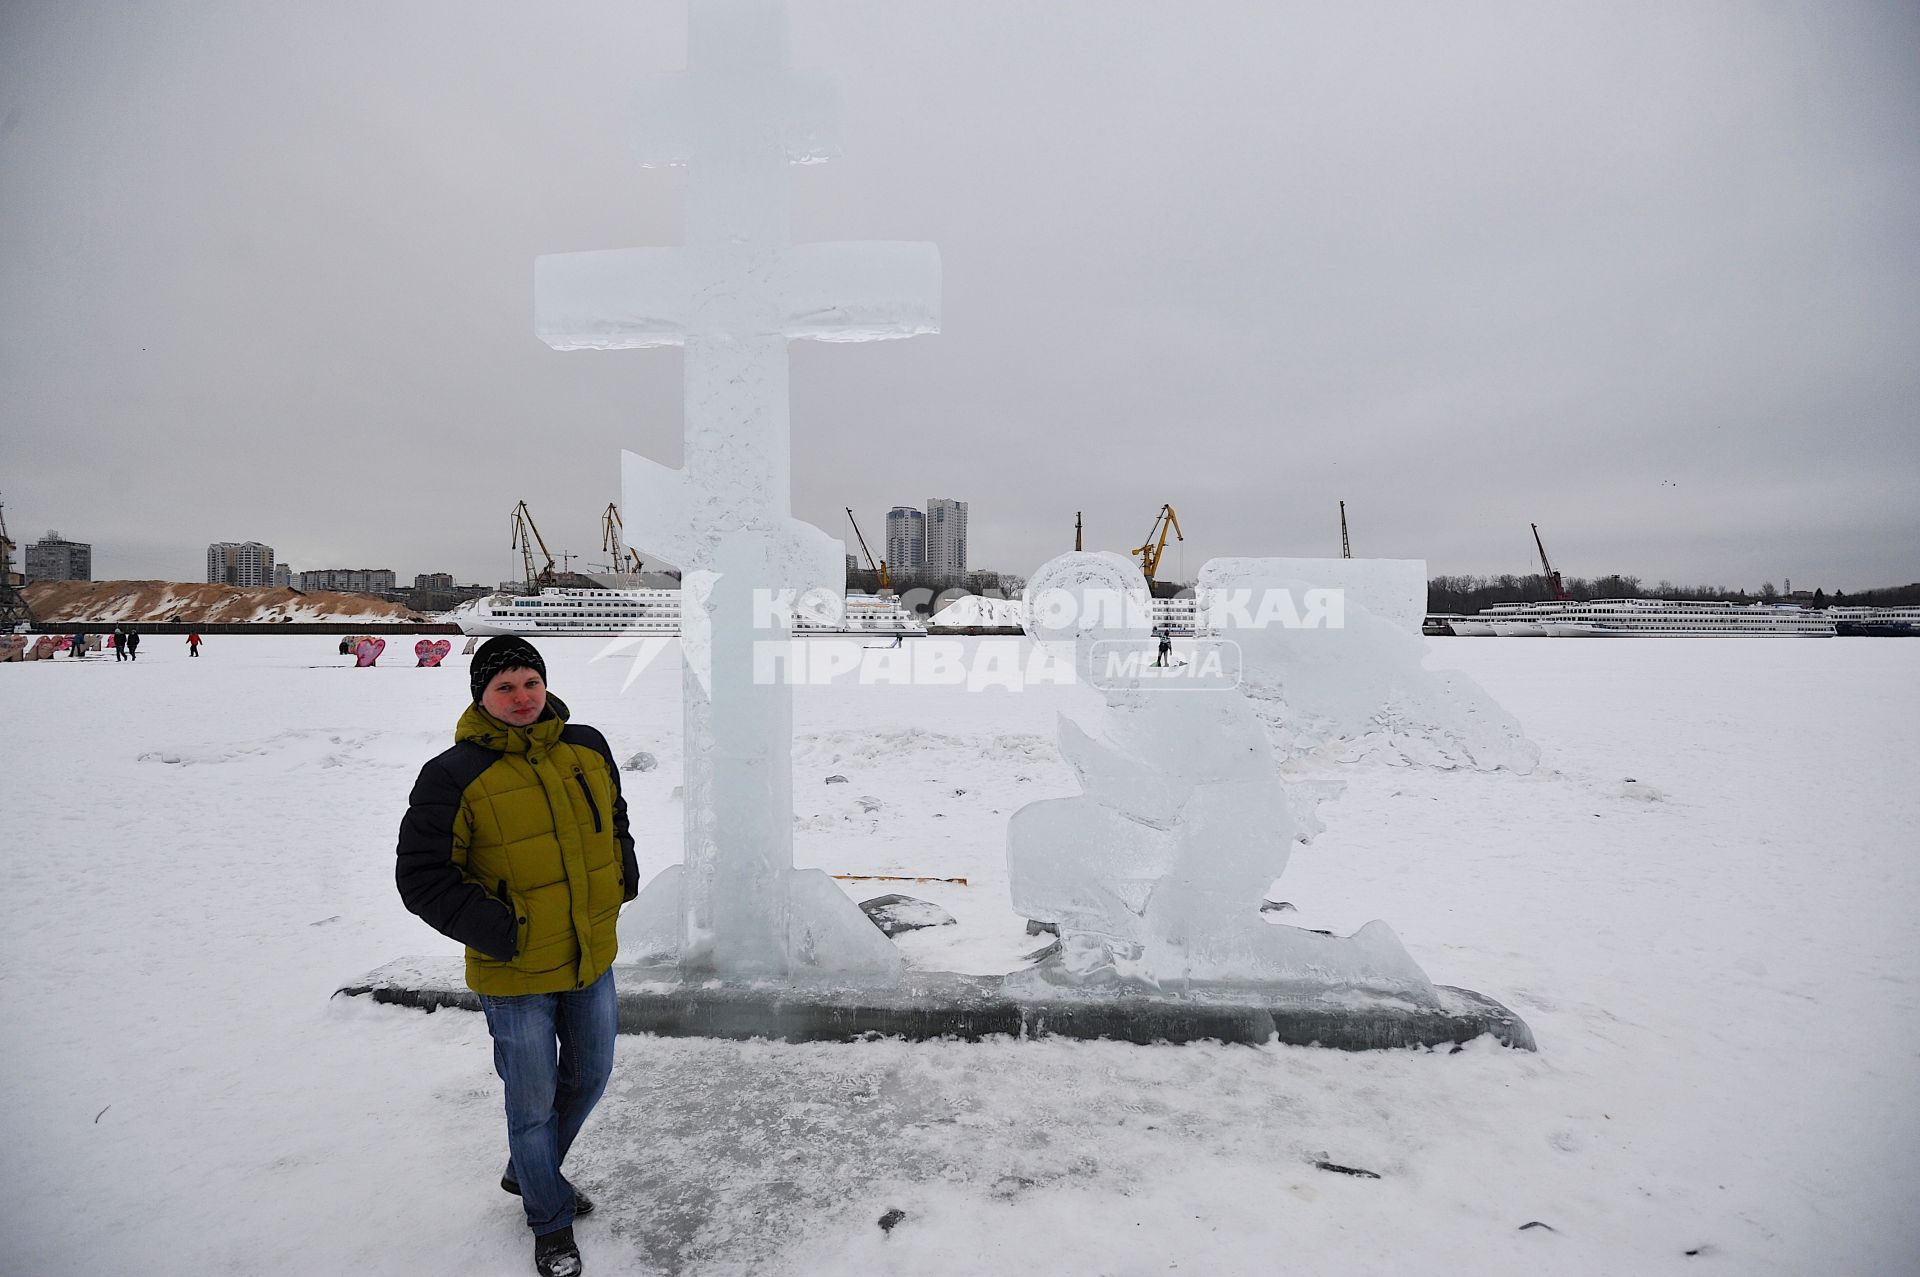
top-left (396, 695), bottom-right (638, 996)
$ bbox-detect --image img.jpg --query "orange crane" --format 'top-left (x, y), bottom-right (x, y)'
top-left (1131, 504), bottom-right (1184, 583)
top-left (1531, 522), bottom-right (1570, 601)
top-left (510, 501), bottom-right (557, 589)
top-left (845, 508), bottom-right (891, 593)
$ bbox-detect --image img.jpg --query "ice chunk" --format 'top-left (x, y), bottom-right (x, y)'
top-left (1198, 557), bottom-right (1537, 773)
top-left (1023, 552), bottom-right (1154, 650)
top-left (617, 863), bottom-right (683, 965)
top-left (787, 870), bottom-right (904, 977)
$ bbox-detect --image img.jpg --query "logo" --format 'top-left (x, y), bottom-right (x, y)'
top-left (1087, 639), bottom-right (1242, 692)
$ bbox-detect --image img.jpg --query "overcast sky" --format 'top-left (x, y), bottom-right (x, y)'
top-left (3, 1), bottom-right (1916, 592)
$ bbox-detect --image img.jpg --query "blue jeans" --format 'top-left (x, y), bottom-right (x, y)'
top-left (478, 968), bottom-right (618, 1235)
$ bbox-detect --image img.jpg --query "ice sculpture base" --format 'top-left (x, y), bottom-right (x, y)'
top-left (338, 958), bottom-right (1535, 1052)
top-left (618, 863), bottom-right (905, 980)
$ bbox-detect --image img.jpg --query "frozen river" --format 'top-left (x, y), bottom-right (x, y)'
top-left (2, 635), bottom-right (1915, 1274)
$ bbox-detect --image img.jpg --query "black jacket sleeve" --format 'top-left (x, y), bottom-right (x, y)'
top-left (395, 751), bottom-right (518, 960)
top-left (615, 775), bottom-right (638, 901)
top-left (566, 724), bottom-right (640, 901)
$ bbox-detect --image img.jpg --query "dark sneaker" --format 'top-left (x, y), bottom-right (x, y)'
top-left (534, 1225), bottom-right (583, 1277)
top-left (502, 1175), bottom-right (595, 1217)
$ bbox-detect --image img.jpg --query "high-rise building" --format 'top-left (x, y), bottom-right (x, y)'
top-left (924, 498), bottom-right (968, 583)
top-left (207, 541), bottom-right (276, 587)
top-left (885, 507), bottom-right (925, 577)
top-left (272, 563), bottom-right (292, 589)
top-left (25, 531), bottom-right (92, 582)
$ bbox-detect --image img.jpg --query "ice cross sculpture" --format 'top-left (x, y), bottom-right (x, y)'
top-left (536, 0), bottom-right (939, 978)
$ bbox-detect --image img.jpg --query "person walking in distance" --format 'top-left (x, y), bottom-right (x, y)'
top-left (125, 630), bottom-right (140, 662)
top-left (186, 633), bottom-right (203, 658)
top-left (396, 637), bottom-right (637, 1277)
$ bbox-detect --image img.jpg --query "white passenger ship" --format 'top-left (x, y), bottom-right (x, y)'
top-left (1460, 598), bottom-right (1835, 638)
top-left (456, 588), bottom-right (925, 638)
top-left (1828, 606), bottom-right (1920, 637)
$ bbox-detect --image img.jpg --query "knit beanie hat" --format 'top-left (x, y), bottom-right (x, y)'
top-left (470, 636), bottom-right (547, 703)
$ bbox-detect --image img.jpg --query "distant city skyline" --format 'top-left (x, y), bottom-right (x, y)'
top-left (3, 4), bottom-right (1915, 590)
top-left (3, 501), bottom-right (1912, 595)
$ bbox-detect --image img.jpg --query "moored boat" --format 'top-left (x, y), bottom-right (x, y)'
top-left (456, 587), bottom-right (925, 638)
top-left (1456, 598), bottom-right (1835, 637)
top-left (1828, 606), bottom-right (1920, 637)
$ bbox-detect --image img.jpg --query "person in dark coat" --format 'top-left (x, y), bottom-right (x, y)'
top-left (125, 630), bottom-right (140, 661)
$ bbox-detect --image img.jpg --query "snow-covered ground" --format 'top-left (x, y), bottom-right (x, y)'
top-left (2, 636), bottom-right (1915, 1275)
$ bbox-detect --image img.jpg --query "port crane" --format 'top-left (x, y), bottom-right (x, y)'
top-left (1130, 503), bottom-right (1184, 583)
top-left (845, 508), bottom-right (891, 593)
top-left (601, 503), bottom-right (643, 573)
top-left (1531, 522), bottom-right (1570, 601)
top-left (510, 501), bottom-right (558, 590)
top-left (0, 496), bottom-right (31, 627)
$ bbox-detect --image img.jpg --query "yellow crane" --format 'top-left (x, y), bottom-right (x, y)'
top-left (601, 503), bottom-right (643, 573)
top-left (845, 508), bottom-right (891, 593)
top-left (510, 501), bottom-right (557, 589)
top-left (1130, 503), bottom-right (1184, 583)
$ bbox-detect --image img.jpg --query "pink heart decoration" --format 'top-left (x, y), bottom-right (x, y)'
top-left (414, 639), bottom-right (452, 667)
top-left (354, 637), bottom-right (385, 667)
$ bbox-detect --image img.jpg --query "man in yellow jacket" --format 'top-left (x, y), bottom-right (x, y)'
top-left (397, 636), bottom-right (636, 1277)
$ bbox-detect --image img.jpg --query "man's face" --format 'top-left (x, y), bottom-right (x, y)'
top-left (480, 667), bottom-right (547, 727)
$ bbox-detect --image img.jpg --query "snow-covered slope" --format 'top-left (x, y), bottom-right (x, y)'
top-left (22, 580), bottom-right (424, 624)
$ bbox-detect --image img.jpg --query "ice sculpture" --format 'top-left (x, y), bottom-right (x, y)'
top-left (1007, 553), bottom-right (1441, 1002)
top-left (1199, 558), bottom-right (1537, 773)
top-left (539, 0), bottom-right (937, 978)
